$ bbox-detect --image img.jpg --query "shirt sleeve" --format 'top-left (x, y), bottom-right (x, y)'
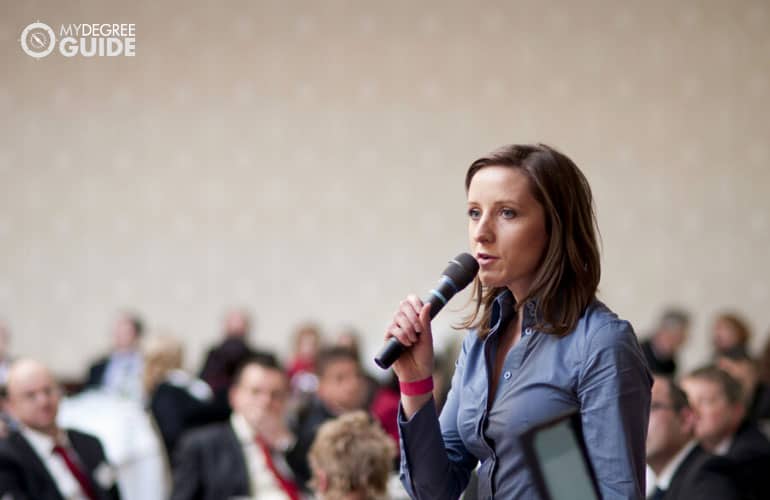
top-left (577, 319), bottom-right (652, 500)
top-left (398, 336), bottom-right (478, 500)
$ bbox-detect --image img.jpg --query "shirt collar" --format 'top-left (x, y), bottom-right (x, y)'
top-left (230, 412), bottom-right (256, 443)
top-left (655, 440), bottom-right (697, 490)
top-left (20, 424), bottom-right (68, 456)
top-left (712, 435), bottom-right (733, 456)
top-left (490, 289), bottom-right (540, 334)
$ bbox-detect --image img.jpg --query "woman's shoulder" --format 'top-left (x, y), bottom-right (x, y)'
top-left (574, 299), bottom-right (638, 351)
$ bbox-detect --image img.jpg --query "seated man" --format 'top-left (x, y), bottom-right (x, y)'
top-left (85, 312), bottom-right (145, 401)
top-left (291, 346), bottom-right (367, 488)
top-left (681, 366), bottom-right (770, 500)
top-left (308, 411), bottom-right (395, 500)
top-left (0, 358), bottom-right (121, 500)
top-left (645, 375), bottom-right (739, 500)
top-left (171, 353), bottom-right (302, 500)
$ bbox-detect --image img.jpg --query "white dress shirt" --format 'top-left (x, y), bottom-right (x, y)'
top-left (20, 426), bottom-right (89, 500)
top-left (230, 413), bottom-right (292, 500)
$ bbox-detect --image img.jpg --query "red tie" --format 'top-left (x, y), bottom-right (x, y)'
top-left (52, 444), bottom-right (98, 500)
top-left (255, 437), bottom-right (300, 500)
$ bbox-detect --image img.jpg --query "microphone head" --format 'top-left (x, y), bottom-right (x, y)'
top-left (443, 253), bottom-right (479, 289)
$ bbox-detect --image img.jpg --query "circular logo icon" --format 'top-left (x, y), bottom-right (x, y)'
top-left (20, 22), bottom-right (56, 59)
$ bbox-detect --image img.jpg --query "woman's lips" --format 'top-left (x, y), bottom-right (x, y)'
top-left (477, 253), bottom-right (498, 267)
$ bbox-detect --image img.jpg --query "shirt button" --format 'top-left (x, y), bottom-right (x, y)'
top-left (524, 327), bottom-right (533, 335)
top-left (503, 371), bottom-right (512, 380)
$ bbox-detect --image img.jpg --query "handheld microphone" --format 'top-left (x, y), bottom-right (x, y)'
top-left (374, 253), bottom-right (479, 369)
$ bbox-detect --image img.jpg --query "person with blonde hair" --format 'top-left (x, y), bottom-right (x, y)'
top-left (309, 411), bottom-right (396, 500)
top-left (143, 334), bottom-right (214, 460)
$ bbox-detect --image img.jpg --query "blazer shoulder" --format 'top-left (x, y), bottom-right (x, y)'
top-left (179, 422), bottom-right (235, 449)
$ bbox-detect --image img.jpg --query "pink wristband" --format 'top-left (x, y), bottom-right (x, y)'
top-left (399, 376), bottom-right (434, 396)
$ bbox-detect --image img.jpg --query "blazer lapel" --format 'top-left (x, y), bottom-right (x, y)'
top-left (224, 424), bottom-right (252, 496)
top-left (9, 432), bottom-right (65, 500)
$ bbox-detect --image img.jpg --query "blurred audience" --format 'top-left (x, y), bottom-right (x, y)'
top-left (171, 353), bottom-right (303, 500)
top-left (681, 365), bottom-right (770, 500)
top-left (199, 308), bottom-right (263, 419)
top-left (0, 358), bottom-right (121, 499)
top-left (716, 352), bottom-right (770, 422)
top-left (369, 373), bottom-right (400, 454)
top-left (143, 335), bottom-right (216, 462)
top-left (291, 346), bottom-right (367, 488)
top-left (308, 411), bottom-right (396, 500)
top-left (85, 312), bottom-right (145, 401)
top-left (640, 308), bottom-right (690, 376)
top-left (645, 374), bottom-right (739, 500)
top-left (287, 322), bottom-right (322, 397)
top-left (711, 312), bottom-right (751, 359)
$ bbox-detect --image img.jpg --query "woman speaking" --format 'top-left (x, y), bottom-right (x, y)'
top-left (385, 144), bottom-right (652, 499)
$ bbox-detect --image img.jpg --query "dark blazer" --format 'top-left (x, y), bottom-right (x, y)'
top-left (289, 396), bottom-right (336, 489)
top-left (148, 381), bottom-right (219, 461)
top-left (170, 423), bottom-right (249, 500)
top-left (0, 428), bottom-right (121, 500)
top-left (85, 357), bottom-right (109, 388)
top-left (725, 421), bottom-right (770, 500)
top-left (170, 421), bottom-right (305, 500)
top-left (662, 444), bottom-right (740, 500)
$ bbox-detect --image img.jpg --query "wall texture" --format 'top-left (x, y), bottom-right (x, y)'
top-left (1, 0), bottom-right (768, 378)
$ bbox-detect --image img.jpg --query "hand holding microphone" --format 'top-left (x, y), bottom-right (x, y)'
top-left (376, 253), bottom-right (479, 381)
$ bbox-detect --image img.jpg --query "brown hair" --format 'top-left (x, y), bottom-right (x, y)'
top-left (142, 335), bottom-right (183, 395)
top-left (461, 144), bottom-right (601, 338)
top-left (686, 365), bottom-right (744, 405)
top-left (714, 312), bottom-right (751, 347)
top-left (308, 411), bottom-right (395, 499)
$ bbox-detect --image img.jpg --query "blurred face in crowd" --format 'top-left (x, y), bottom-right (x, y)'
top-left (224, 310), bottom-right (250, 338)
top-left (113, 315), bottom-right (139, 352)
top-left (230, 363), bottom-right (289, 433)
top-left (6, 359), bottom-right (61, 436)
top-left (712, 318), bottom-right (743, 353)
top-left (680, 377), bottom-right (744, 450)
top-left (467, 166), bottom-right (548, 299)
top-left (655, 324), bottom-right (688, 357)
top-left (645, 377), bottom-right (694, 474)
top-left (317, 358), bottom-right (365, 415)
top-left (717, 356), bottom-right (757, 404)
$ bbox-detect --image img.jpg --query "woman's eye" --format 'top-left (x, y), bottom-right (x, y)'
top-left (501, 208), bottom-right (516, 219)
top-left (468, 208), bottom-right (481, 220)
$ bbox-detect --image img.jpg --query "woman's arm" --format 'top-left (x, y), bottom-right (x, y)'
top-left (578, 319), bottom-right (652, 500)
top-left (398, 335), bottom-right (478, 500)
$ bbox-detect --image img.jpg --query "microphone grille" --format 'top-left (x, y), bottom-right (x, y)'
top-left (443, 253), bottom-right (479, 288)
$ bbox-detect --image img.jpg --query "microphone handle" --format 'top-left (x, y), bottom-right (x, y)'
top-left (373, 290), bottom-right (445, 369)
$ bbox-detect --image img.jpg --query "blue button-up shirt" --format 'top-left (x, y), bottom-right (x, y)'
top-left (399, 290), bottom-right (652, 499)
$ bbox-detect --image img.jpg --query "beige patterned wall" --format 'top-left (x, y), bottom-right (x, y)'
top-left (1, 0), bottom-right (768, 378)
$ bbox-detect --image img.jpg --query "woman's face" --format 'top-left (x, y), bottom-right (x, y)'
top-left (712, 318), bottom-right (741, 351)
top-left (467, 166), bottom-right (548, 299)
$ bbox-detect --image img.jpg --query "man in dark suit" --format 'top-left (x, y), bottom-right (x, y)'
top-left (171, 353), bottom-right (303, 500)
top-left (640, 309), bottom-right (690, 376)
top-left (682, 366), bottom-right (770, 500)
top-left (0, 358), bottom-right (121, 500)
top-left (645, 375), bottom-right (739, 500)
